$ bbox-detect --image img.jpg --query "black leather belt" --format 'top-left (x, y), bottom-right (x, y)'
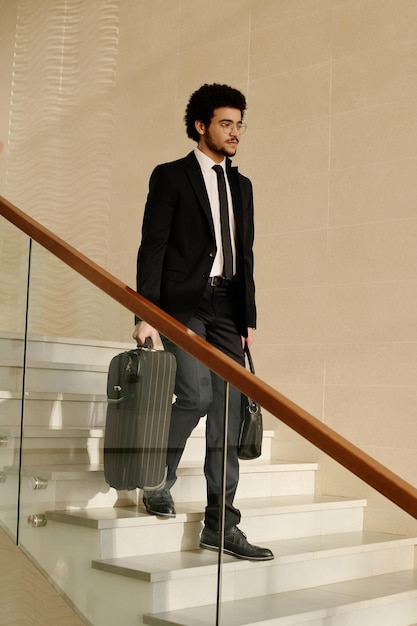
top-left (208, 276), bottom-right (230, 287)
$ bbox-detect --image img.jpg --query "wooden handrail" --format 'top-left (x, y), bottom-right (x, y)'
top-left (2, 193), bottom-right (417, 519)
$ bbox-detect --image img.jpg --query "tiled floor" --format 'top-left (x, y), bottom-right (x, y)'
top-left (0, 526), bottom-right (85, 626)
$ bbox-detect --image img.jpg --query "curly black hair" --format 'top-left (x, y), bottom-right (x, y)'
top-left (184, 83), bottom-right (247, 142)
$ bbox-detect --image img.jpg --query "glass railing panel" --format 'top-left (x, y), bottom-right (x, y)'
top-left (0, 215), bottom-right (30, 540)
top-left (8, 227), bottom-right (417, 626)
top-left (16, 241), bottom-right (229, 625)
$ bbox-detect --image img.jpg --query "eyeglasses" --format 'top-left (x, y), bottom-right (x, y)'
top-left (219, 121), bottom-right (247, 135)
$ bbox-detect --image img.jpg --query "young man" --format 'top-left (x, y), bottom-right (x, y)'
top-left (133, 83), bottom-right (273, 561)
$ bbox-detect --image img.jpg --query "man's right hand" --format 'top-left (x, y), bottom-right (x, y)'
top-left (132, 321), bottom-right (159, 347)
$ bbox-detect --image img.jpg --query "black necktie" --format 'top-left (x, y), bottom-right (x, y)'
top-left (213, 164), bottom-right (233, 279)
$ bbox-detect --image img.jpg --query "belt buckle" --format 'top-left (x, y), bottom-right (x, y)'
top-left (209, 276), bottom-right (228, 287)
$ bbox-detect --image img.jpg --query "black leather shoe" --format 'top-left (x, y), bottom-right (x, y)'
top-left (143, 489), bottom-right (176, 518)
top-left (200, 526), bottom-right (274, 561)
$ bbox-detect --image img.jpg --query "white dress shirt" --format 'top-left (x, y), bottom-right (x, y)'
top-left (194, 147), bottom-right (236, 277)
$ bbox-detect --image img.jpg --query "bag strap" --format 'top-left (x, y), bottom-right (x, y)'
top-left (244, 344), bottom-right (259, 409)
top-left (244, 343), bottom-right (255, 375)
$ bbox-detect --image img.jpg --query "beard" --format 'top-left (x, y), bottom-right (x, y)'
top-left (204, 129), bottom-right (238, 158)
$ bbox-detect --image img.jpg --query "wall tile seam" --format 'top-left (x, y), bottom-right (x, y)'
top-left (256, 285), bottom-right (327, 293)
top-left (331, 93), bottom-right (417, 117)
top-left (324, 383), bottom-right (417, 388)
top-left (331, 36), bottom-right (417, 64)
top-left (256, 227), bottom-right (329, 237)
top-left (249, 64), bottom-right (332, 84)
top-left (256, 277), bottom-right (417, 290)
top-left (249, 7), bottom-right (333, 33)
top-left (327, 216), bottom-right (417, 230)
top-left (259, 343), bottom-right (417, 352)
top-left (326, 338), bottom-right (417, 345)
top-left (176, 30), bottom-right (250, 56)
top-left (248, 113), bottom-right (331, 134)
top-left (255, 340), bottom-right (326, 347)
top-left (329, 154), bottom-right (417, 173)
top-left (331, 38), bottom-right (417, 64)
top-left (248, 113), bottom-right (332, 133)
top-left (249, 59), bottom-right (332, 82)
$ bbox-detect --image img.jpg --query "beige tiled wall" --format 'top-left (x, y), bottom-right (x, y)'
top-left (1, 0), bottom-right (417, 534)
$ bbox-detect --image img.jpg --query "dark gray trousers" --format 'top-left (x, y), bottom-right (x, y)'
top-left (162, 283), bottom-right (245, 531)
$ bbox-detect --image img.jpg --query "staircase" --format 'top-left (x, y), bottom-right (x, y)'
top-left (1, 334), bottom-right (417, 625)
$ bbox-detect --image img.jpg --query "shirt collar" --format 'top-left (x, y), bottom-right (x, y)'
top-left (194, 147), bottom-right (226, 173)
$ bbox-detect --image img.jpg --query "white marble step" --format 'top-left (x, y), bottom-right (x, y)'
top-left (0, 332), bottom-right (132, 365)
top-left (0, 425), bottom-right (105, 439)
top-left (45, 494), bottom-right (366, 559)
top-left (0, 337), bottom-right (132, 395)
top-left (91, 531), bottom-right (417, 612)
top-left (0, 420), bottom-right (148, 446)
top-left (6, 463), bottom-right (132, 511)
top-left (0, 419), bottom-right (275, 468)
top-left (0, 426), bottom-right (106, 465)
top-left (0, 391), bottom-right (108, 428)
top-left (1, 459), bottom-right (314, 512)
top-left (141, 569), bottom-right (417, 626)
top-left (0, 359), bottom-right (109, 394)
top-left (0, 456), bottom-right (316, 515)
top-left (174, 459), bottom-right (317, 501)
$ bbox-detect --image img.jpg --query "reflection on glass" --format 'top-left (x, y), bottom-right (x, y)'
top-left (15, 242), bottom-right (230, 624)
top-left (2, 220), bottom-right (415, 626)
top-left (0, 217), bottom-right (29, 540)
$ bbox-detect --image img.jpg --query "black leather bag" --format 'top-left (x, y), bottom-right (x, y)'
top-left (238, 345), bottom-right (263, 460)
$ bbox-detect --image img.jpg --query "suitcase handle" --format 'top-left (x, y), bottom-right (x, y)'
top-left (137, 336), bottom-right (155, 351)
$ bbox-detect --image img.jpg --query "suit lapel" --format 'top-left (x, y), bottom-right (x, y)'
top-left (183, 152), bottom-right (246, 244)
top-left (184, 152), bottom-right (215, 238)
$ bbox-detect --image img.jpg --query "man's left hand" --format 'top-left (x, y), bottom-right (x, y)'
top-left (242, 327), bottom-right (254, 349)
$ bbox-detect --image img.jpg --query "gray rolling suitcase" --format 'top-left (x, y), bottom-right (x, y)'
top-left (104, 340), bottom-right (176, 491)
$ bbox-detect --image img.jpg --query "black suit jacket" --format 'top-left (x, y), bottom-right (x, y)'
top-left (136, 151), bottom-right (256, 335)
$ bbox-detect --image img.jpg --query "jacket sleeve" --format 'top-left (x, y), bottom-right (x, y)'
top-left (233, 169), bottom-right (256, 331)
top-left (243, 178), bottom-right (256, 330)
top-left (136, 164), bottom-right (177, 307)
